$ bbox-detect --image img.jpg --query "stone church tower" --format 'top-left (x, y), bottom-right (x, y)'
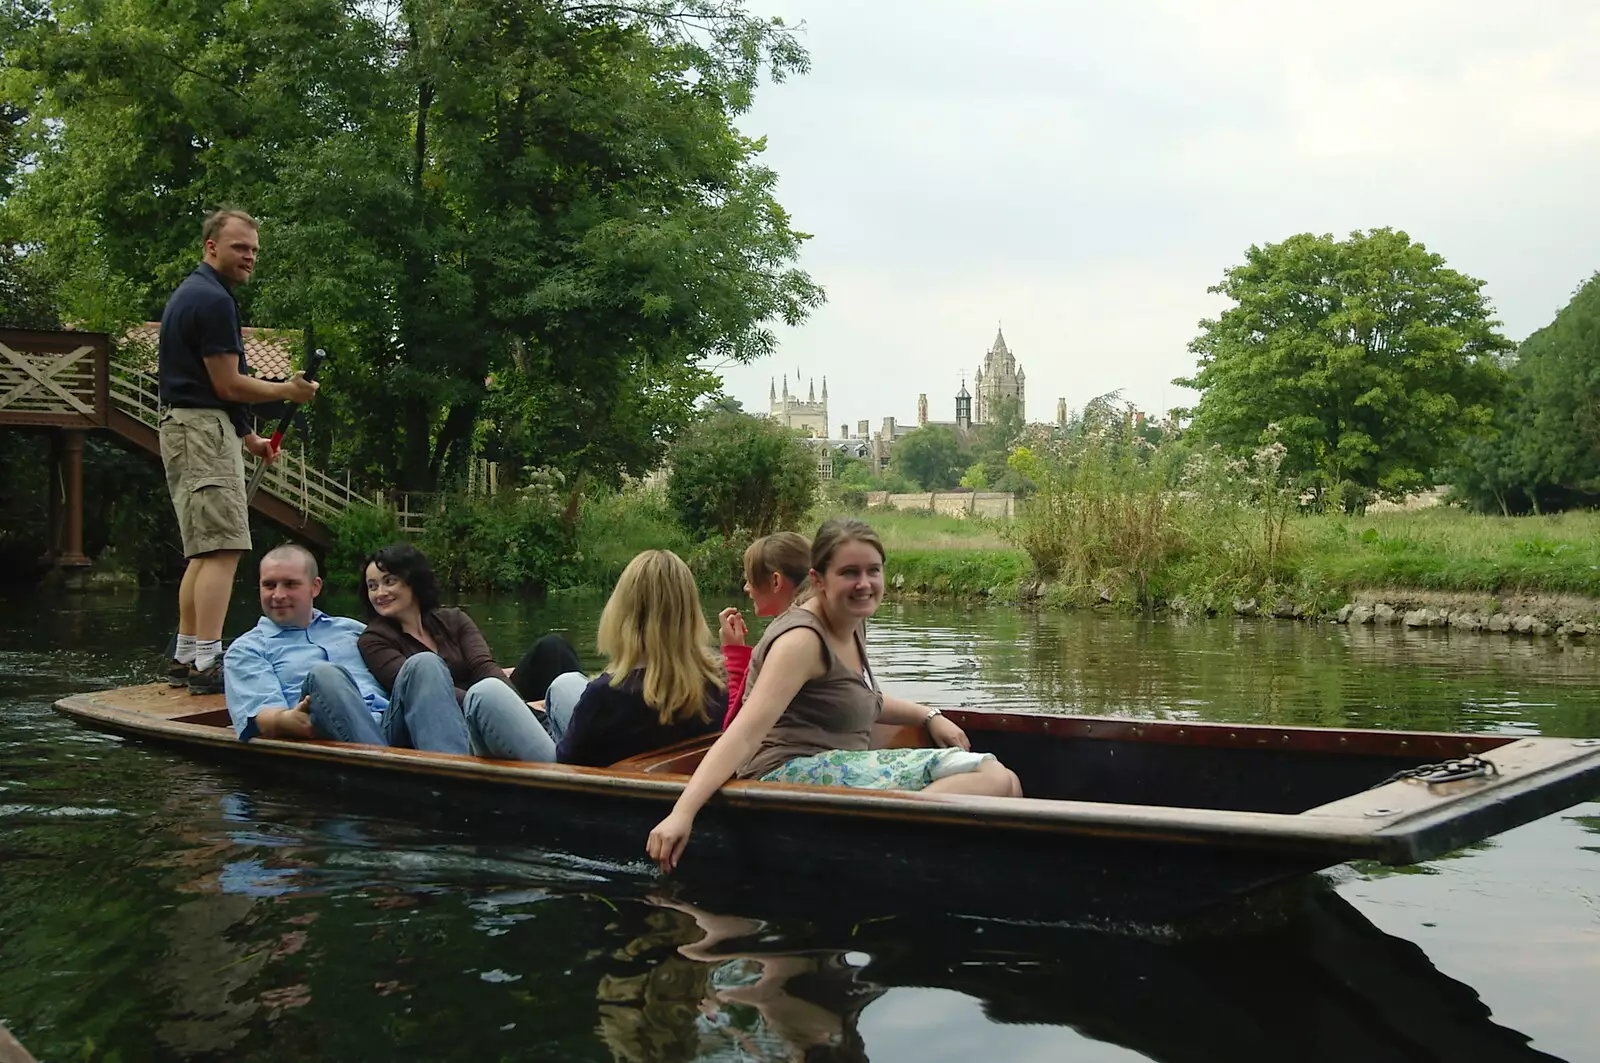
top-left (768, 374), bottom-right (829, 438)
top-left (972, 327), bottom-right (1025, 424)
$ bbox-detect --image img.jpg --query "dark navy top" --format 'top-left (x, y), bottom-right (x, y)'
top-left (557, 670), bottom-right (724, 767)
top-left (158, 262), bottom-right (251, 437)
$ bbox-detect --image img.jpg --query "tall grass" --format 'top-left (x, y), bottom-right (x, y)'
top-left (1009, 419), bottom-right (1303, 610)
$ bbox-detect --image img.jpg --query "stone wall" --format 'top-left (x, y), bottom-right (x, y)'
top-left (862, 491), bottom-right (1015, 519)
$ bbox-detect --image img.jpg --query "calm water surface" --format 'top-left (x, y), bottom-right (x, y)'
top-left (2, 587), bottom-right (1598, 1062)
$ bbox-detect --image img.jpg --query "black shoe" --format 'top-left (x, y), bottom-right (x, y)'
top-left (166, 658), bottom-right (190, 687)
top-left (188, 661), bottom-right (225, 696)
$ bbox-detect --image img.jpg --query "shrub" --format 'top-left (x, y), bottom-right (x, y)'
top-left (1009, 408), bottom-right (1302, 609)
top-left (325, 503), bottom-right (404, 588)
top-left (569, 485), bottom-right (690, 589)
top-left (667, 412), bottom-right (817, 539)
top-left (683, 532), bottom-right (754, 596)
top-left (418, 493), bottom-right (575, 594)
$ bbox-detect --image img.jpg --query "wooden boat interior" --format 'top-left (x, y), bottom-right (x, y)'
top-left (152, 696), bottom-right (1520, 816)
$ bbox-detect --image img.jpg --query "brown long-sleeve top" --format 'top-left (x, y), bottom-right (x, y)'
top-left (357, 607), bottom-right (512, 705)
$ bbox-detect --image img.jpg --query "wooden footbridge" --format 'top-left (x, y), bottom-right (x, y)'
top-left (0, 327), bottom-right (368, 564)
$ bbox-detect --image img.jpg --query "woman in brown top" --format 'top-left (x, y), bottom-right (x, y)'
top-left (647, 518), bottom-right (1023, 873)
top-left (357, 542), bottom-right (557, 761)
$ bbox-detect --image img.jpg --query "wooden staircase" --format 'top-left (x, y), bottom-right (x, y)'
top-left (0, 327), bottom-right (372, 551)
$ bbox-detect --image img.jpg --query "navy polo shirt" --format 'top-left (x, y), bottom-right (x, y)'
top-left (158, 262), bottom-right (252, 437)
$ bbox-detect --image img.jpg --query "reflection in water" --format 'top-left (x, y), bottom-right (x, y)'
top-left (603, 877), bottom-right (1567, 1063)
top-left (598, 897), bottom-right (880, 1063)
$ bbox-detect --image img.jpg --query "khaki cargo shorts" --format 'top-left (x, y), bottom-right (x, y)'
top-left (159, 407), bottom-right (252, 557)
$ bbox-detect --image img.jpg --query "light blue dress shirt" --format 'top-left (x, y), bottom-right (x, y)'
top-left (223, 609), bottom-right (390, 741)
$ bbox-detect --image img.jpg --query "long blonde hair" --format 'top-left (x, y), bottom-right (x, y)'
top-left (597, 550), bottom-right (725, 724)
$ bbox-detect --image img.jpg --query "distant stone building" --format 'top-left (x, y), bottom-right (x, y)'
top-left (768, 375), bottom-right (829, 438)
top-left (973, 327), bottom-right (1024, 424)
top-left (916, 380), bottom-right (976, 435)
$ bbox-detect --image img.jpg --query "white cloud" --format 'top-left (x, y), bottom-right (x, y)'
top-left (718, 0), bottom-right (1600, 432)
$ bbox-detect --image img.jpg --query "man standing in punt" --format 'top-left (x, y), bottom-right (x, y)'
top-left (158, 209), bottom-right (318, 693)
top-left (223, 544), bottom-right (470, 753)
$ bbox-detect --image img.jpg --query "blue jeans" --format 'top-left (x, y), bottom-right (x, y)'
top-left (303, 654), bottom-right (470, 754)
top-left (544, 671), bottom-right (589, 747)
top-left (463, 676), bottom-right (556, 761)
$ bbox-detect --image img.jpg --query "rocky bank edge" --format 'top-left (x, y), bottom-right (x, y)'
top-left (1212, 588), bottom-right (1594, 638)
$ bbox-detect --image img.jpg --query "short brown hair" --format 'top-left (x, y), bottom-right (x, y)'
top-left (203, 209), bottom-right (258, 244)
top-left (743, 532), bottom-right (811, 589)
top-left (811, 518), bottom-right (885, 575)
top-left (261, 543), bottom-right (319, 580)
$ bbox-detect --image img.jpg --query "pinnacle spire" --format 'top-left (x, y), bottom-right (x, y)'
top-left (990, 326), bottom-right (1009, 356)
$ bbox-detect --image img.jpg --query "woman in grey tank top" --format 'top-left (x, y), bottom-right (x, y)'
top-left (646, 519), bottom-right (1023, 873)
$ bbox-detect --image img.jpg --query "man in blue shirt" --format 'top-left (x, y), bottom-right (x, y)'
top-left (224, 543), bottom-right (470, 753)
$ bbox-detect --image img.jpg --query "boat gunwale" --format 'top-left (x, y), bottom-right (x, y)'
top-left (55, 685), bottom-right (1600, 864)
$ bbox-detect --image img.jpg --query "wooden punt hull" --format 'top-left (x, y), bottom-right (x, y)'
top-left (54, 683), bottom-right (1600, 920)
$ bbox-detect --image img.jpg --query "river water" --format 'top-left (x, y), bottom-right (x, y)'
top-left (2, 587), bottom-right (1597, 1062)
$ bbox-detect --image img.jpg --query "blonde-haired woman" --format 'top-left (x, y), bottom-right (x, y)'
top-left (542, 549), bottom-right (726, 766)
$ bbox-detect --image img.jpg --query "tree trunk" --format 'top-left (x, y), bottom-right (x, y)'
top-left (430, 402), bottom-right (479, 487)
top-left (400, 397), bottom-right (435, 490)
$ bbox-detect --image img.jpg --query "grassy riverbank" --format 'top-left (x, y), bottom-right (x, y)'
top-left (326, 485), bottom-right (1600, 611)
top-left (828, 505), bottom-right (1600, 607)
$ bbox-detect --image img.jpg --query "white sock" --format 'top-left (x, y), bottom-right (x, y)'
top-left (194, 639), bottom-right (223, 672)
top-left (175, 634), bottom-right (198, 665)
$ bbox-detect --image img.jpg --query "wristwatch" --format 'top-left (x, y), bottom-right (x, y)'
top-left (924, 708), bottom-right (943, 727)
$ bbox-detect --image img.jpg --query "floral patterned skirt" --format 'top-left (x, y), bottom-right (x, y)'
top-left (758, 747), bottom-right (995, 790)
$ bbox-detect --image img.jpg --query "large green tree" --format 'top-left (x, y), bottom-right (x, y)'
top-left (1, 0), bottom-right (820, 491)
top-left (890, 424), bottom-right (967, 490)
top-left (1452, 271), bottom-right (1600, 513)
top-left (1176, 229), bottom-right (1510, 504)
top-left (666, 411), bottom-right (815, 538)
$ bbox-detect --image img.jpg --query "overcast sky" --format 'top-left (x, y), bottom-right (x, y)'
top-left (712, 0), bottom-right (1600, 435)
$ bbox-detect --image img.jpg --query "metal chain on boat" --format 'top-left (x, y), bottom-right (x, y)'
top-left (1370, 753), bottom-right (1499, 789)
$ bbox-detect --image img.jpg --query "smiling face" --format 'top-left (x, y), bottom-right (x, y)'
top-left (814, 540), bottom-right (884, 623)
top-left (259, 553), bottom-right (321, 628)
top-left (204, 216), bottom-right (259, 285)
top-left (364, 563), bottom-right (416, 620)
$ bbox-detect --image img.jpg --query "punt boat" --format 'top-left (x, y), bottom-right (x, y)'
top-left (54, 683), bottom-right (1600, 920)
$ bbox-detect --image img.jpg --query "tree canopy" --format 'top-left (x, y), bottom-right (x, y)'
top-left (666, 411), bottom-right (815, 538)
top-left (890, 424), bottom-right (967, 490)
top-left (0, 0), bottom-right (821, 491)
top-left (1452, 271), bottom-right (1600, 513)
top-left (1176, 229), bottom-right (1510, 504)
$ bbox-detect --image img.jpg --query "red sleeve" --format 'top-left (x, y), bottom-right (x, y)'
top-left (720, 643), bottom-right (752, 728)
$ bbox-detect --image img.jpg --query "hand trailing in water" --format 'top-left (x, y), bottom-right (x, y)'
top-left (717, 607), bottom-right (748, 647)
top-left (647, 811), bottom-right (695, 874)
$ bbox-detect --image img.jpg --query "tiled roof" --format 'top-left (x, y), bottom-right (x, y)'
top-left (123, 322), bottom-right (299, 381)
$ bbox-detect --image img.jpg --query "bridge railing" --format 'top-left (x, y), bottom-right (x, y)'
top-left (107, 352), bottom-right (372, 526)
top-left (0, 332), bottom-right (106, 426)
top-left (2, 329), bottom-right (467, 537)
